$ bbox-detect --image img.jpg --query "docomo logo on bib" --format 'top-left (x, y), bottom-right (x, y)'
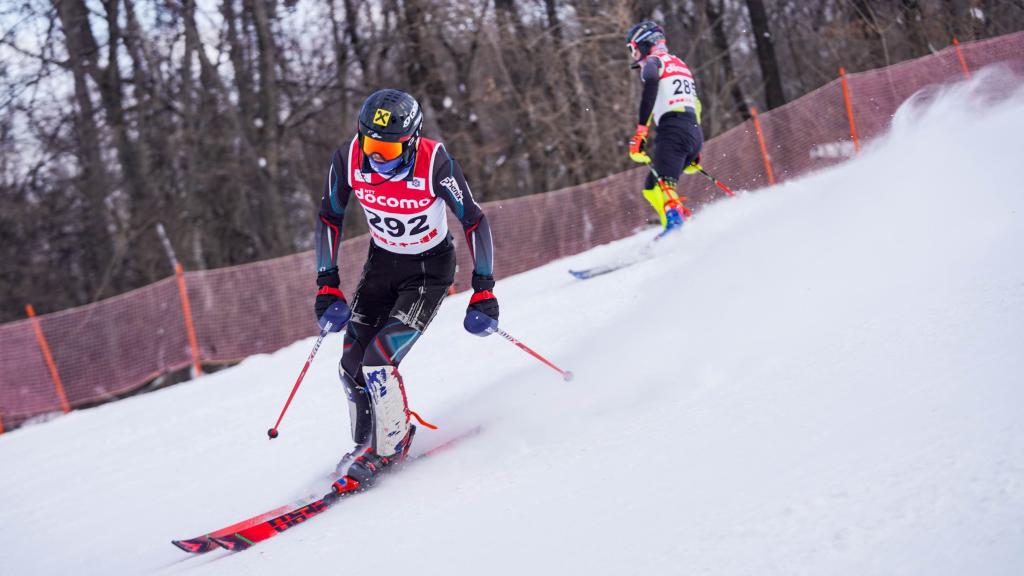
top-left (354, 188), bottom-right (433, 211)
top-left (664, 62), bottom-right (691, 76)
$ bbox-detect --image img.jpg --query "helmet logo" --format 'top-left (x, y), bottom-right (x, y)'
top-left (372, 108), bottom-right (391, 127)
top-left (404, 101), bottom-right (420, 128)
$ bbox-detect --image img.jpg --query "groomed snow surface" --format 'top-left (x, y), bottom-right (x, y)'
top-left (2, 71), bottom-right (1023, 576)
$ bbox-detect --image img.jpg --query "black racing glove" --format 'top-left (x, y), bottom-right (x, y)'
top-left (466, 273), bottom-right (499, 321)
top-left (314, 268), bottom-right (347, 332)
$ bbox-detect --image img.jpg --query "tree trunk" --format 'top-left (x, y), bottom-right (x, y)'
top-left (343, 0), bottom-right (368, 78)
top-left (54, 0), bottom-right (114, 298)
top-left (401, 0), bottom-right (465, 139)
top-left (744, 0), bottom-right (786, 110)
top-left (249, 0), bottom-right (287, 255)
top-left (898, 0), bottom-right (930, 59)
top-left (222, 0), bottom-right (274, 258)
top-left (705, 0), bottom-right (752, 122)
top-left (851, 0), bottom-right (889, 67)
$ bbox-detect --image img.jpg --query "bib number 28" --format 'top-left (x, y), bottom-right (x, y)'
top-left (672, 78), bottom-right (694, 96)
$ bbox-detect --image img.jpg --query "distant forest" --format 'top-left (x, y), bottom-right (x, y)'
top-left (2, 0), bottom-right (1021, 322)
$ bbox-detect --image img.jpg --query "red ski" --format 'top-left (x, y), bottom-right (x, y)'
top-left (173, 427), bottom-right (480, 553)
top-left (210, 476), bottom-right (359, 551)
top-left (171, 495), bottom-right (321, 553)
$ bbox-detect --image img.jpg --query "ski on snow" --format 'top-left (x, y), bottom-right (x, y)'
top-left (568, 226), bottom-right (681, 280)
top-left (172, 426), bottom-right (481, 554)
top-left (171, 495), bottom-right (321, 553)
top-left (568, 253), bottom-right (652, 279)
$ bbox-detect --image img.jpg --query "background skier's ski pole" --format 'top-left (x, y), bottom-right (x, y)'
top-left (464, 311), bottom-right (574, 381)
top-left (267, 303), bottom-right (350, 439)
top-left (692, 164), bottom-right (736, 197)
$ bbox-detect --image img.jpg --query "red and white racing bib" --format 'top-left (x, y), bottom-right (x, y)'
top-left (347, 137), bottom-right (449, 254)
top-left (653, 54), bottom-right (698, 124)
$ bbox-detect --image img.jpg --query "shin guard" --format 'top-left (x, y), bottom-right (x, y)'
top-left (341, 371), bottom-right (372, 446)
top-left (642, 186), bottom-right (668, 227)
top-left (362, 365), bottom-right (410, 457)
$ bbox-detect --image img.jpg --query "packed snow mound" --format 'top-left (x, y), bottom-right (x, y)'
top-left (1, 71), bottom-right (1022, 576)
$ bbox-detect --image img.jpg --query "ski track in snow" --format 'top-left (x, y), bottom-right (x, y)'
top-left (2, 71), bottom-right (1024, 576)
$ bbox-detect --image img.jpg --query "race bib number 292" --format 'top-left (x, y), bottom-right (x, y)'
top-left (364, 208), bottom-right (431, 239)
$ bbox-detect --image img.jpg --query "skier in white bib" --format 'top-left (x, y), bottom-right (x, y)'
top-left (625, 21), bottom-right (705, 233)
top-left (313, 89), bottom-right (498, 490)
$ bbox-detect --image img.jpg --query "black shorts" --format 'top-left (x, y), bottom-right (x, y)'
top-left (340, 236), bottom-right (456, 381)
top-left (645, 111), bottom-right (704, 188)
top-left (349, 236), bottom-right (456, 332)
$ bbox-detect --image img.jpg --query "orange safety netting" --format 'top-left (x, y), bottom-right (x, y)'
top-left (2, 32), bottom-right (1022, 430)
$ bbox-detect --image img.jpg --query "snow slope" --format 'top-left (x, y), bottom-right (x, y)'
top-left (2, 71), bottom-right (1023, 576)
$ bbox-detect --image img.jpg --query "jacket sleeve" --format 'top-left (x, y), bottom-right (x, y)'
top-left (637, 57), bottom-right (661, 126)
top-left (432, 145), bottom-right (494, 278)
top-left (315, 148), bottom-right (353, 273)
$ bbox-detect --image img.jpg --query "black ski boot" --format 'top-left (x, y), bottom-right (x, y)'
top-left (333, 425), bottom-right (416, 492)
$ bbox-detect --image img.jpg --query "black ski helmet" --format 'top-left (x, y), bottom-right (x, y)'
top-left (626, 20), bottom-right (666, 64)
top-left (357, 88), bottom-right (423, 175)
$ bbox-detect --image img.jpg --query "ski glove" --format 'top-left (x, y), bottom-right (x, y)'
top-left (684, 153), bottom-right (702, 175)
top-left (628, 124), bottom-right (652, 164)
top-left (465, 273), bottom-right (499, 327)
top-left (315, 268), bottom-right (349, 332)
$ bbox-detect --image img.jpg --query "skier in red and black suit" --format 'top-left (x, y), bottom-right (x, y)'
top-left (626, 20), bottom-right (705, 233)
top-left (313, 89), bottom-right (497, 488)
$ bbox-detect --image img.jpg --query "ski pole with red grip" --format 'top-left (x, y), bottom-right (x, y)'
top-left (464, 310), bottom-right (574, 381)
top-left (267, 301), bottom-right (350, 439)
top-left (692, 164), bottom-right (736, 197)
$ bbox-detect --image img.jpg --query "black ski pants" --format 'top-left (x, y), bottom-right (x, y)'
top-left (339, 237), bottom-right (455, 444)
top-left (644, 111), bottom-right (704, 189)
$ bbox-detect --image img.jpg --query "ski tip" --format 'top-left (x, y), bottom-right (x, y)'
top-left (211, 534), bottom-right (252, 552)
top-left (568, 270), bottom-right (590, 280)
top-left (654, 229), bottom-right (679, 241)
top-left (171, 537), bottom-right (218, 554)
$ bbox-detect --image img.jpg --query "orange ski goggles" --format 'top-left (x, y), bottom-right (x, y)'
top-left (361, 135), bottom-right (405, 162)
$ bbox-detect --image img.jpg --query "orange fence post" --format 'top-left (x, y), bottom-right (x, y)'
top-left (839, 67), bottom-right (861, 154)
top-left (952, 38), bottom-right (971, 80)
top-left (25, 304), bottom-right (71, 414)
top-left (0, 412), bottom-right (5, 435)
top-left (175, 263), bottom-right (203, 377)
top-left (749, 106), bottom-right (776, 185)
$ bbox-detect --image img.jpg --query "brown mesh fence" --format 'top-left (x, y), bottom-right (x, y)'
top-left (2, 32), bottom-right (1022, 430)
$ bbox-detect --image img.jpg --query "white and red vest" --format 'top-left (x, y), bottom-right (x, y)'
top-left (347, 136), bottom-right (449, 255)
top-left (652, 53), bottom-right (699, 125)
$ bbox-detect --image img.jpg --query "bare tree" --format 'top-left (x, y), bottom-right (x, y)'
top-left (3, 0), bottom-right (1023, 322)
top-left (745, 0), bottom-right (787, 109)
top-left (703, 0), bottom-right (752, 131)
